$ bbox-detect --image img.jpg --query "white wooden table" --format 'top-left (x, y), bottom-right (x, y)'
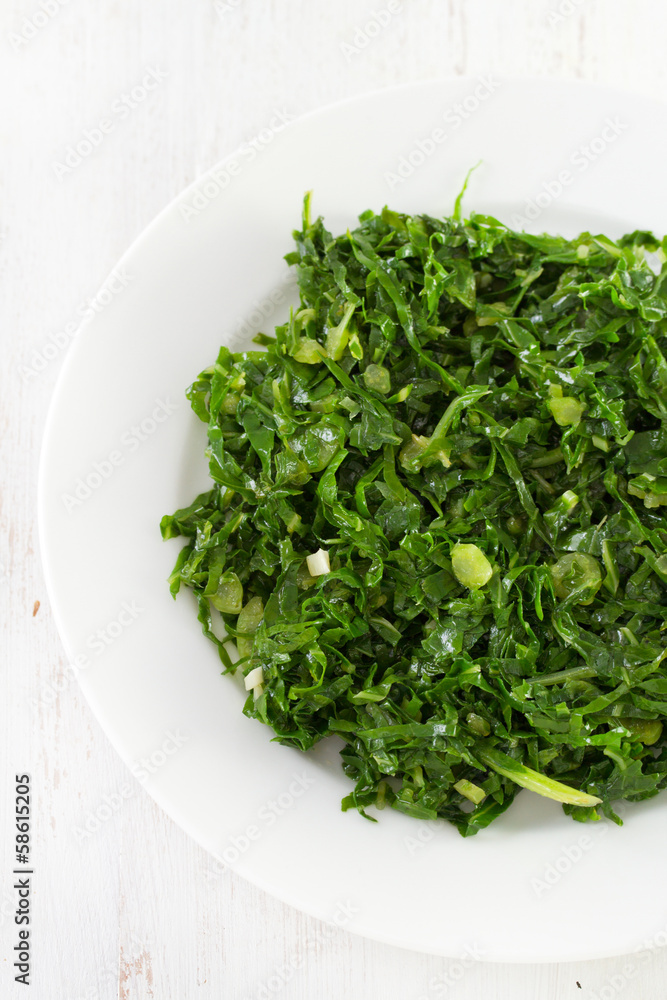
top-left (3, 1), bottom-right (667, 996)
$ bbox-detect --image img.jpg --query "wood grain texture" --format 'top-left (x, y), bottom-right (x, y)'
top-left (3, 1), bottom-right (667, 996)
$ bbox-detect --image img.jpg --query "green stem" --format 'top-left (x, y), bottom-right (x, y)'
top-left (530, 446), bottom-right (564, 469)
top-left (475, 742), bottom-right (601, 807)
top-left (529, 665), bottom-right (598, 686)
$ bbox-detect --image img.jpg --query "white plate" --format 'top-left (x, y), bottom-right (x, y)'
top-left (40, 79), bottom-right (667, 962)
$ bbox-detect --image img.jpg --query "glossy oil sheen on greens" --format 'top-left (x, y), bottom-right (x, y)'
top-left (161, 195), bottom-right (667, 836)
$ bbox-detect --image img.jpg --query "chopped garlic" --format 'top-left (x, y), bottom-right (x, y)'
top-left (306, 548), bottom-right (330, 577)
top-left (244, 666), bottom-right (264, 690)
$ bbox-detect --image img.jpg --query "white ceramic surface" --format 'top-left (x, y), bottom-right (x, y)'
top-left (39, 79), bottom-right (667, 962)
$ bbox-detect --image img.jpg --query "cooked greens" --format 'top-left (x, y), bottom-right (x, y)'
top-left (161, 195), bottom-right (667, 835)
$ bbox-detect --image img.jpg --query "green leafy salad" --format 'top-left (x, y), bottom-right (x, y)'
top-left (161, 192), bottom-right (667, 836)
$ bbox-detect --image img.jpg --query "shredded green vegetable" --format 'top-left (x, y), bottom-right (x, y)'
top-left (161, 195), bottom-right (667, 835)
